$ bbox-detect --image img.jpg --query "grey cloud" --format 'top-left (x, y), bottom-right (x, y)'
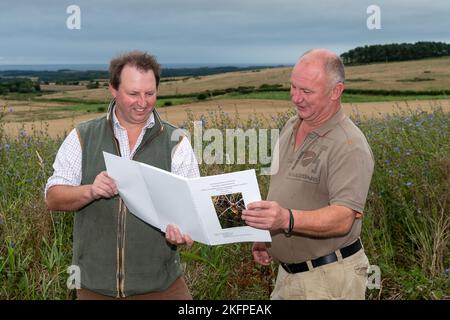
top-left (0, 0), bottom-right (449, 64)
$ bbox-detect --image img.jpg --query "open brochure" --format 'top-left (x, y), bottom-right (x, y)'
top-left (103, 152), bottom-right (271, 245)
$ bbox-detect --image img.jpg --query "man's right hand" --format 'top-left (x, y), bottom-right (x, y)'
top-left (46, 171), bottom-right (118, 212)
top-left (90, 171), bottom-right (118, 200)
top-left (252, 242), bottom-right (272, 266)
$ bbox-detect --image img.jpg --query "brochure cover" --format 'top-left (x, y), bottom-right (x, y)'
top-left (104, 152), bottom-right (271, 245)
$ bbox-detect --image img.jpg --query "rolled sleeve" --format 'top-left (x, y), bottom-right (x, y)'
top-left (44, 129), bottom-right (82, 197)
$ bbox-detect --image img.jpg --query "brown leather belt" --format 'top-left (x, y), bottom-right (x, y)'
top-left (280, 239), bottom-right (362, 274)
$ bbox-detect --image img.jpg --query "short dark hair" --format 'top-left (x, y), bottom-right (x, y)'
top-left (109, 51), bottom-right (161, 90)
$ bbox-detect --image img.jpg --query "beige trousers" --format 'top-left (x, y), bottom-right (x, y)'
top-left (271, 249), bottom-right (370, 300)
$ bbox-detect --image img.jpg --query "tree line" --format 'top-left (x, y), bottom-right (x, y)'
top-left (340, 41), bottom-right (450, 65)
top-left (0, 78), bottom-right (40, 95)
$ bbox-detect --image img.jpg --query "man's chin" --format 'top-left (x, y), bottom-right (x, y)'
top-left (296, 110), bottom-right (308, 120)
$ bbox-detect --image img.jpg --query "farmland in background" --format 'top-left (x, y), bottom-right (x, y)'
top-left (0, 55), bottom-right (449, 299)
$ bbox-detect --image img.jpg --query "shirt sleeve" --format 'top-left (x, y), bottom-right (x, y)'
top-left (328, 146), bottom-right (374, 214)
top-left (171, 136), bottom-right (200, 178)
top-left (44, 128), bottom-right (82, 197)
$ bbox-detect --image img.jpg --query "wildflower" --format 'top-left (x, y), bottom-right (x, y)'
top-left (11, 240), bottom-right (15, 249)
top-left (384, 159), bottom-right (390, 165)
top-left (8, 107), bottom-right (13, 112)
top-left (393, 147), bottom-right (400, 153)
top-left (405, 182), bottom-right (413, 187)
top-left (405, 152), bottom-right (411, 156)
top-left (445, 268), bottom-right (449, 276)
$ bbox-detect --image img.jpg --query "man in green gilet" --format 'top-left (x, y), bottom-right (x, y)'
top-left (242, 49), bottom-right (374, 299)
top-left (45, 51), bottom-right (199, 299)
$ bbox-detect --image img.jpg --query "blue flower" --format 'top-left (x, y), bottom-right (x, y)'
top-left (11, 240), bottom-right (15, 249)
top-left (394, 147), bottom-right (400, 153)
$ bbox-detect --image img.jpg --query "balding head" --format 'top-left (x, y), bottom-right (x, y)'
top-left (296, 49), bottom-right (345, 87)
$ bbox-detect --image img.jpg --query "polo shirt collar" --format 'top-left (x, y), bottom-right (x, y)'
top-left (292, 107), bottom-right (346, 137)
top-left (312, 107), bottom-right (346, 136)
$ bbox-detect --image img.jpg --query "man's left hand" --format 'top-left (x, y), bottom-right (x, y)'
top-left (165, 224), bottom-right (194, 247)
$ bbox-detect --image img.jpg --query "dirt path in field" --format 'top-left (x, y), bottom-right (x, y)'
top-left (2, 99), bottom-right (449, 137)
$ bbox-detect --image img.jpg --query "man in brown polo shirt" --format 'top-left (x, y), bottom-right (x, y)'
top-left (242, 49), bottom-right (374, 299)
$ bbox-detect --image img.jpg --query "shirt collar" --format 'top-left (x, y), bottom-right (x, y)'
top-left (312, 107), bottom-right (347, 136)
top-left (112, 105), bottom-right (155, 131)
top-left (292, 106), bottom-right (347, 137)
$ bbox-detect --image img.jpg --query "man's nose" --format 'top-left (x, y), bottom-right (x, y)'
top-left (137, 95), bottom-right (146, 107)
top-left (291, 89), bottom-right (303, 103)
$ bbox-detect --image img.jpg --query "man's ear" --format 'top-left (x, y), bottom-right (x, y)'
top-left (331, 82), bottom-right (344, 101)
top-left (108, 84), bottom-right (117, 98)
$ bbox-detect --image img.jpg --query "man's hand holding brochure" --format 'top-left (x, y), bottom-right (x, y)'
top-left (103, 152), bottom-right (271, 245)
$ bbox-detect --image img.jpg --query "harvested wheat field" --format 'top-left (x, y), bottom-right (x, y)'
top-left (3, 99), bottom-right (449, 138)
top-left (32, 57), bottom-right (450, 104)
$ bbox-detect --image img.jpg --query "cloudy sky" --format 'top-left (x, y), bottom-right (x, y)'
top-left (1, 0), bottom-right (449, 65)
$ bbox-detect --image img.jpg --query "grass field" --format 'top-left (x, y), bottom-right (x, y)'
top-left (2, 99), bottom-right (449, 138)
top-left (219, 91), bottom-right (450, 103)
top-left (0, 105), bottom-right (448, 299)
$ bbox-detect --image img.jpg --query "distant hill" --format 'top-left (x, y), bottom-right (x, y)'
top-left (0, 70), bottom-right (109, 83)
top-left (341, 41), bottom-right (450, 65)
top-left (0, 65), bottom-right (282, 84)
